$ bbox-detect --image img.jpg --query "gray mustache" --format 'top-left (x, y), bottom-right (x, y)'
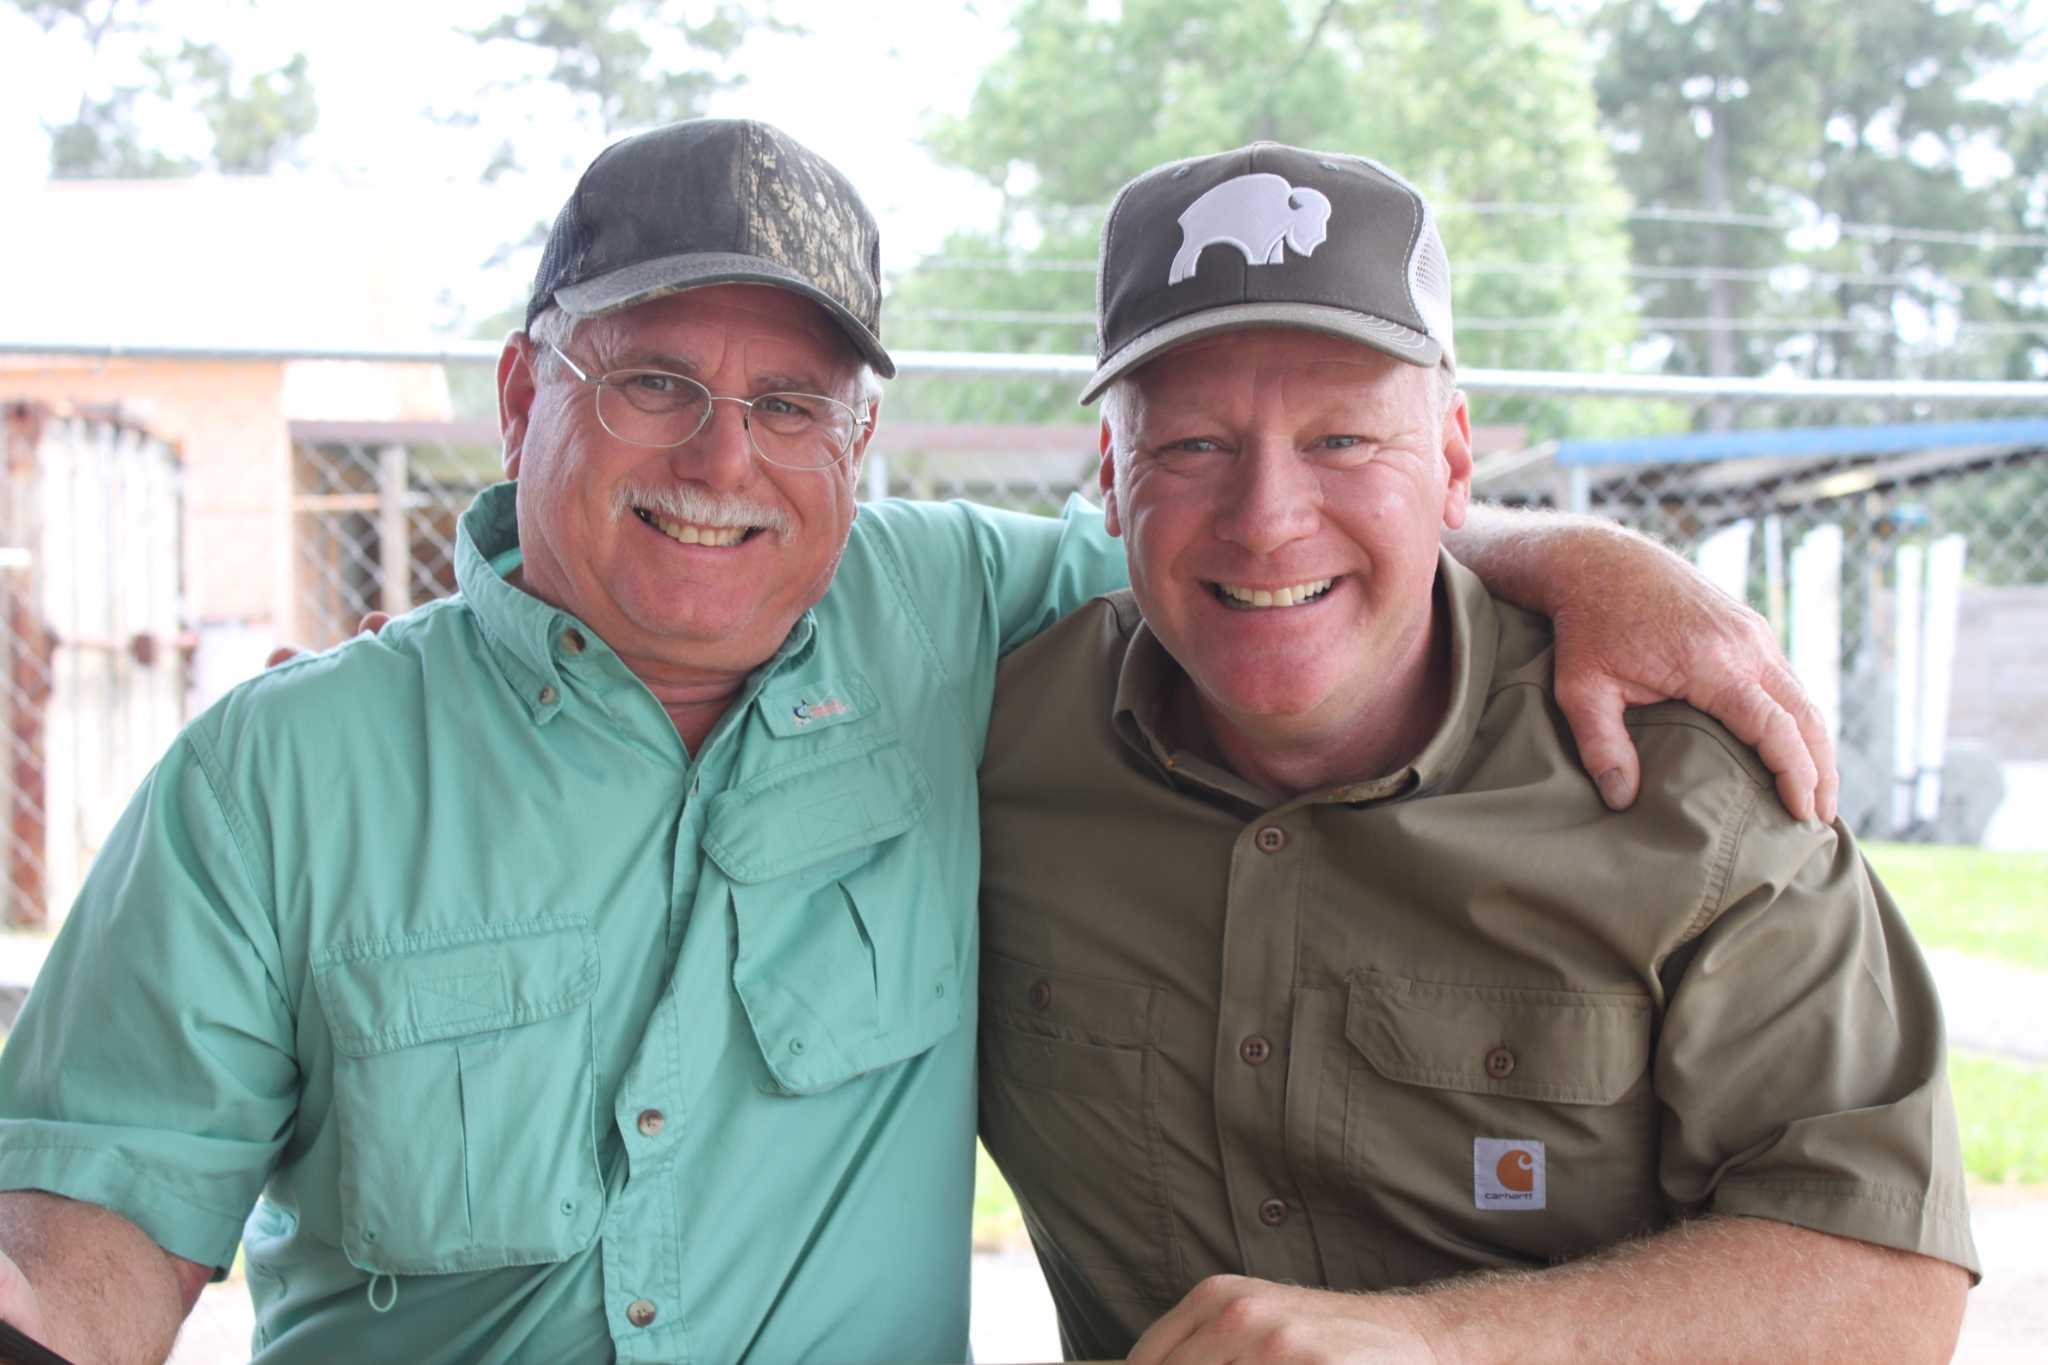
top-left (610, 483), bottom-right (791, 537)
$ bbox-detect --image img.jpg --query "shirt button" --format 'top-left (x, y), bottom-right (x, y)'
top-left (1028, 979), bottom-right (1053, 1011)
top-left (636, 1108), bottom-right (665, 1138)
top-left (1255, 825), bottom-right (1287, 853)
top-left (626, 1298), bottom-right (658, 1328)
top-left (1258, 1197), bottom-right (1290, 1226)
top-left (538, 685), bottom-right (558, 706)
top-left (1485, 1046), bottom-right (1517, 1080)
top-left (561, 628), bottom-right (586, 655)
top-left (1239, 1035), bottom-right (1272, 1066)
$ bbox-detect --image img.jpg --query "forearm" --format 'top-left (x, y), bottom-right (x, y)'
top-left (1443, 502), bottom-right (1677, 620)
top-left (1409, 1215), bottom-right (1969, 1365)
top-left (0, 1191), bottom-right (198, 1365)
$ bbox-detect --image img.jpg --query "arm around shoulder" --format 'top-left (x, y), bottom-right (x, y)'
top-left (1446, 502), bottom-right (1836, 823)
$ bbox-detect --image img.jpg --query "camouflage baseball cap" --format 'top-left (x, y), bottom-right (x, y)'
top-left (1081, 141), bottom-right (1453, 404)
top-left (527, 118), bottom-right (894, 378)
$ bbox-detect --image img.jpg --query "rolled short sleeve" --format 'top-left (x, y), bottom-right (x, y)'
top-left (0, 730), bottom-right (297, 1273)
top-left (1653, 777), bottom-right (1979, 1275)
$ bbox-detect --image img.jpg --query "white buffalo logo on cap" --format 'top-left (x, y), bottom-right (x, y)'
top-left (1168, 173), bottom-right (1334, 285)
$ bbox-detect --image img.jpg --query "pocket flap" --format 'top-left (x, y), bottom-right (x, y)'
top-left (703, 740), bottom-right (931, 884)
top-left (755, 674), bottom-right (877, 739)
top-left (980, 951), bottom-right (1158, 1045)
top-left (1344, 968), bottom-right (1650, 1105)
top-left (313, 916), bottom-right (599, 1058)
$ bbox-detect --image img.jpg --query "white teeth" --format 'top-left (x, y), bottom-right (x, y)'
top-left (643, 511), bottom-right (748, 548)
top-left (1218, 578), bottom-right (1333, 609)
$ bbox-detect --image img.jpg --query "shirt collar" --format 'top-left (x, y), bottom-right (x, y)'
top-left (1109, 547), bottom-right (1500, 809)
top-left (452, 481), bottom-right (819, 725)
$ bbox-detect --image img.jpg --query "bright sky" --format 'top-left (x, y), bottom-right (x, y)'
top-left (0, 0), bottom-right (1013, 329)
top-left (2, 0), bottom-right (2042, 336)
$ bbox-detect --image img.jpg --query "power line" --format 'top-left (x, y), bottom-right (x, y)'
top-left (903, 258), bottom-right (2048, 292)
top-left (886, 309), bottom-right (2048, 337)
top-left (1448, 202), bottom-right (2048, 251)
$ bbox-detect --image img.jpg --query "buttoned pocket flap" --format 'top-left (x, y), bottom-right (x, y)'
top-left (1344, 968), bottom-right (1650, 1106)
top-left (702, 739), bottom-right (930, 884)
top-left (980, 954), bottom-right (1160, 1103)
top-left (980, 951), bottom-right (1158, 1046)
top-left (755, 674), bottom-right (877, 739)
top-left (314, 916), bottom-right (599, 1059)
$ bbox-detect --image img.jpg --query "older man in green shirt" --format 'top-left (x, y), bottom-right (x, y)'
top-left (0, 122), bottom-right (1831, 1365)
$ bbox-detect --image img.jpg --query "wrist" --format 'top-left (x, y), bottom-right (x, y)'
top-left (1395, 1289), bottom-right (1475, 1365)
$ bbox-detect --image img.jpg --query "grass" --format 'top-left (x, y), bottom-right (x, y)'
top-left (1950, 1050), bottom-right (2048, 1186)
top-left (974, 1143), bottom-right (1027, 1250)
top-left (1864, 842), bottom-right (2048, 971)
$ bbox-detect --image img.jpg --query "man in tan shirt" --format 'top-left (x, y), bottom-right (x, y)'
top-left (977, 142), bottom-right (1977, 1363)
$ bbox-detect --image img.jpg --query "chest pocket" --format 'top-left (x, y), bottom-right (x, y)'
top-left (1334, 967), bottom-right (1659, 1275)
top-left (978, 951), bottom-right (1179, 1307)
top-left (704, 737), bottom-right (959, 1095)
top-left (310, 916), bottom-right (604, 1276)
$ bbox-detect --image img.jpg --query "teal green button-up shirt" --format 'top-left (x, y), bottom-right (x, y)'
top-left (0, 481), bottom-right (1126, 1364)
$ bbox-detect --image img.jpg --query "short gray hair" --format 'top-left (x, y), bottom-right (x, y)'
top-left (523, 302), bottom-right (883, 418)
top-left (1098, 356), bottom-right (1460, 465)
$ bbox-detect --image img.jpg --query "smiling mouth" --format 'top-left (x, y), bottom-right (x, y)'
top-left (1210, 577), bottom-right (1337, 610)
top-left (633, 507), bottom-right (763, 548)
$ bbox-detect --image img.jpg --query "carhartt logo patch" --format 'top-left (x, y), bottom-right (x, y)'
top-left (1168, 172), bottom-right (1335, 285)
top-left (1473, 1138), bottom-right (1545, 1210)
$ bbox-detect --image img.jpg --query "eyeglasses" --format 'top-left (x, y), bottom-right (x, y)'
top-left (546, 341), bottom-right (870, 470)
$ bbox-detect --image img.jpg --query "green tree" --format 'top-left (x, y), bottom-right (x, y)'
top-left (156, 42), bottom-right (318, 174)
top-left (888, 0), bottom-right (1648, 437)
top-left (14, 0), bottom-right (318, 177)
top-left (469, 0), bottom-right (778, 165)
top-left (1593, 0), bottom-right (2037, 384)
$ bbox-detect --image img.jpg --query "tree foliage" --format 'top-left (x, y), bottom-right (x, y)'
top-left (15, 0), bottom-right (318, 177)
top-left (1593, 0), bottom-right (2039, 381)
top-left (469, 1), bottom-right (771, 141)
top-left (888, 0), bottom-right (1647, 433)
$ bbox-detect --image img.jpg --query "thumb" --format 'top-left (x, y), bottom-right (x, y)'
top-left (1555, 673), bottom-right (1642, 811)
top-left (264, 645), bottom-right (303, 670)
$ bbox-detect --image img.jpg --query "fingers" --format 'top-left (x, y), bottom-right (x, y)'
top-left (1128, 1290), bottom-right (1204, 1365)
top-left (1712, 678), bottom-right (1821, 825)
top-left (358, 612), bottom-right (391, 635)
top-left (1554, 671), bottom-right (1641, 810)
top-left (264, 646), bottom-right (302, 669)
top-left (1767, 662), bottom-right (1839, 824)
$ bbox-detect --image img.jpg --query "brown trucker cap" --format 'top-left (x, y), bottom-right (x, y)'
top-left (1082, 141), bottom-right (1453, 403)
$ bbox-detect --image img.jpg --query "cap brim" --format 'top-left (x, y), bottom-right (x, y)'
top-left (554, 250), bottom-right (896, 379)
top-left (1078, 302), bottom-right (1441, 405)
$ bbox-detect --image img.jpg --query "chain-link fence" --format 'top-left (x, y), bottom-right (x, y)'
top-left (287, 361), bottom-right (2047, 849)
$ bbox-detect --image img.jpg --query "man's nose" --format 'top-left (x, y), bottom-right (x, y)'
top-left (1214, 444), bottom-right (1319, 554)
top-left (668, 397), bottom-right (756, 487)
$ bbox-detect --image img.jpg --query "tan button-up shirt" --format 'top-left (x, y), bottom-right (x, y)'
top-left (977, 554), bottom-right (1977, 1361)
